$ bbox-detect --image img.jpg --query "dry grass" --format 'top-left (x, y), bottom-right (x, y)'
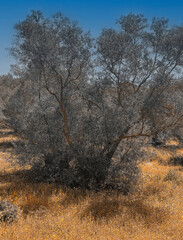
top-left (0, 132), bottom-right (183, 239)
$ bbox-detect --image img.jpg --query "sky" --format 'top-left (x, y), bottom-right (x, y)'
top-left (1, 0), bottom-right (183, 75)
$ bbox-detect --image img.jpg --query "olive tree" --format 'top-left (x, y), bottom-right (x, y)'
top-left (4, 12), bottom-right (183, 191)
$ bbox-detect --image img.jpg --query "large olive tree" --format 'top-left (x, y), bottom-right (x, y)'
top-left (3, 12), bottom-right (183, 191)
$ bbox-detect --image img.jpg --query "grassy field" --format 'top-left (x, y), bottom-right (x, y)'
top-left (0, 129), bottom-right (183, 239)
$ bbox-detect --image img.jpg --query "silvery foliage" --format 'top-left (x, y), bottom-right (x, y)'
top-left (2, 12), bottom-right (183, 191)
top-left (97, 14), bottom-right (183, 141)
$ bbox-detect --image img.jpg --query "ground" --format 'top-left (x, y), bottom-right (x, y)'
top-left (0, 125), bottom-right (183, 240)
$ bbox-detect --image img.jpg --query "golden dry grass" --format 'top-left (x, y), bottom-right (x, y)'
top-left (0, 131), bottom-right (183, 239)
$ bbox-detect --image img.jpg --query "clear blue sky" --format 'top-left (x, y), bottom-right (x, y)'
top-left (1, 0), bottom-right (183, 75)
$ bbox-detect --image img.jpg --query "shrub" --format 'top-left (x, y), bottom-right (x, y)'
top-left (0, 200), bottom-right (18, 223)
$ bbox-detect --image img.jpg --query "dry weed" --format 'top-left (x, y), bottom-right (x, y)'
top-left (0, 139), bottom-right (183, 239)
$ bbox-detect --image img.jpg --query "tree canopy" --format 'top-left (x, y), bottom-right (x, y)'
top-left (1, 11), bottom-right (183, 192)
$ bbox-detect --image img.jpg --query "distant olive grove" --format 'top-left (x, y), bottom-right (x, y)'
top-left (0, 11), bottom-right (183, 192)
